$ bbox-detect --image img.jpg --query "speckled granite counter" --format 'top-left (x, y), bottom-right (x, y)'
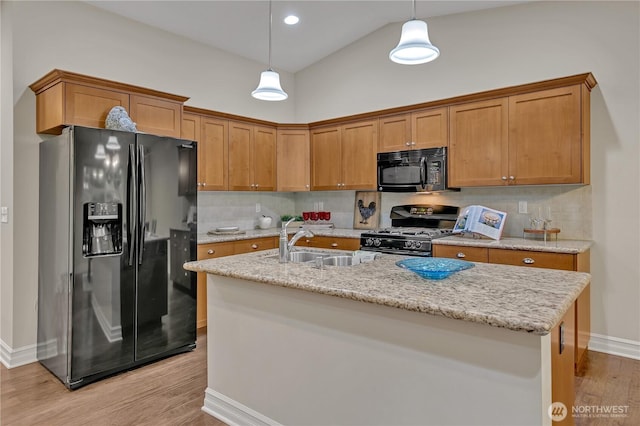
top-left (197, 228), bottom-right (363, 244)
top-left (184, 248), bottom-right (590, 335)
top-left (433, 235), bottom-right (592, 253)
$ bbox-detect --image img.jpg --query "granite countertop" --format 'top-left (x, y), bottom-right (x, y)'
top-left (197, 228), bottom-right (364, 244)
top-left (433, 235), bottom-right (592, 254)
top-left (184, 248), bottom-right (590, 335)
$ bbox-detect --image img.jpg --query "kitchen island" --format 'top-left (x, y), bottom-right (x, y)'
top-left (184, 249), bottom-right (590, 425)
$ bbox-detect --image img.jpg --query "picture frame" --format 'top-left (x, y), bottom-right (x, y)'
top-left (353, 191), bottom-right (381, 230)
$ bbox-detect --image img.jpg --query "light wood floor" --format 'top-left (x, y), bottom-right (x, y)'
top-left (2, 333), bottom-right (639, 425)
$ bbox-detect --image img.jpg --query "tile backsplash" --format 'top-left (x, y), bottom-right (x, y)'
top-left (198, 185), bottom-right (591, 240)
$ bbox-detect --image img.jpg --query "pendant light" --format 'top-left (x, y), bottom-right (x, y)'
top-left (389, 0), bottom-right (440, 65)
top-left (252, 0), bottom-right (288, 101)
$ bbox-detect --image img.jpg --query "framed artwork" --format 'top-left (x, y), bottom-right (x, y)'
top-left (353, 191), bottom-right (381, 230)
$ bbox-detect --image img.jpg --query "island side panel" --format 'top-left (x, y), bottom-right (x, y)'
top-left (204, 274), bottom-right (551, 426)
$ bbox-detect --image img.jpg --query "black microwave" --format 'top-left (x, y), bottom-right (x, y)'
top-left (377, 147), bottom-right (455, 192)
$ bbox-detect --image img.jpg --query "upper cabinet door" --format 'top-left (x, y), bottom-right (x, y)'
top-left (64, 83), bottom-right (130, 130)
top-left (378, 113), bottom-right (411, 153)
top-left (200, 117), bottom-right (229, 191)
top-left (129, 94), bottom-right (182, 138)
top-left (449, 98), bottom-right (509, 187)
top-left (228, 121), bottom-right (253, 191)
top-left (277, 128), bottom-right (310, 192)
top-left (341, 120), bottom-right (378, 190)
top-left (411, 107), bottom-right (448, 150)
top-left (311, 126), bottom-right (342, 190)
top-left (508, 85), bottom-right (583, 185)
top-left (252, 125), bottom-right (277, 191)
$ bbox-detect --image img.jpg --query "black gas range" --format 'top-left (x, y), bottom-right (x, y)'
top-left (359, 205), bottom-right (459, 257)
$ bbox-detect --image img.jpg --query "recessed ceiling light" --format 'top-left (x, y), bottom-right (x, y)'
top-left (284, 15), bottom-right (299, 25)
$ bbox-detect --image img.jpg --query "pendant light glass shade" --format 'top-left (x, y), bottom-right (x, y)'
top-left (389, 19), bottom-right (439, 65)
top-left (252, 69), bottom-right (288, 101)
top-left (252, 0), bottom-right (288, 101)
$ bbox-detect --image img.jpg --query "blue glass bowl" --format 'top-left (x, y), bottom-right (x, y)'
top-left (396, 257), bottom-right (474, 280)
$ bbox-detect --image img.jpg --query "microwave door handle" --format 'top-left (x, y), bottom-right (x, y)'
top-left (420, 157), bottom-right (427, 189)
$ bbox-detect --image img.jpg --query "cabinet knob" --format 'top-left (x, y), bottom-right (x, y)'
top-left (183, 248), bottom-right (187, 252)
top-left (405, 142), bottom-right (411, 146)
top-left (331, 243), bottom-right (338, 248)
top-left (251, 244), bottom-right (258, 249)
top-left (523, 257), bottom-right (535, 264)
top-left (411, 141), bottom-right (416, 146)
top-left (202, 182), bottom-right (207, 187)
top-left (184, 272), bottom-right (188, 277)
top-left (255, 183), bottom-right (259, 188)
top-left (501, 176), bottom-right (507, 180)
top-left (305, 184), bottom-right (309, 188)
top-left (456, 252), bottom-right (466, 258)
top-left (207, 249), bottom-right (215, 255)
top-left (509, 176), bottom-right (515, 180)
top-left (197, 183), bottom-right (201, 187)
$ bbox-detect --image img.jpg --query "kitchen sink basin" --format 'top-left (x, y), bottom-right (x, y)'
top-left (289, 251), bottom-right (331, 263)
top-left (321, 256), bottom-right (355, 266)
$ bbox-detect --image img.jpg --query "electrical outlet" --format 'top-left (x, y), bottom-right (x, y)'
top-left (255, 203), bottom-right (261, 213)
top-left (518, 201), bottom-right (528, 214)
top-left (1, 206), bottom-right (8, 223)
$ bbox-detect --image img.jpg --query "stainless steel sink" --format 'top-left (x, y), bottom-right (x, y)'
top-left (321, 256), bottom-right (355, 266)
top-left (289, 251), bottom-right (331, 263)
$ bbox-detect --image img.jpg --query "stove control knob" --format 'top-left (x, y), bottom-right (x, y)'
top-left (365, 238), bottom-right (374, 247)
top-left (373, 238), bottom-right (381, 247)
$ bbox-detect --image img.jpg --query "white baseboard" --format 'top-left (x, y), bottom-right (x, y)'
top-left (202, 387), bottom-right (281, 426)
top-left (588, 333), bottom-right (640, 360)
top-left (0, 338), bottom-right (37, 369)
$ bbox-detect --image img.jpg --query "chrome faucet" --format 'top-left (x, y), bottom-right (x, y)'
top-left (279, 218), bottom-right (314, 263)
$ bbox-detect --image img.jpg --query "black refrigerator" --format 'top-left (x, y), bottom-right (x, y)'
top-left (38, 126), bottom-right (197, 389)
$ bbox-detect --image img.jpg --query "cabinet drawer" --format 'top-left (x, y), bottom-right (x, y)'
top-left (433, 245), bottom-right (488, 262)
top-left (308, 236), bottom-right (360, 251)
top-left (233, 237), bottom-right (276, 254)
top-left (488, 249), bottom-right (575, 270)
top-left (197, 242), bottom-right (235, 260)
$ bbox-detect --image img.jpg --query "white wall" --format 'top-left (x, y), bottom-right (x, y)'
top-left (2, 0), bottom-right (638, 363)
top-left (296, 1), bottom-right (640, 345)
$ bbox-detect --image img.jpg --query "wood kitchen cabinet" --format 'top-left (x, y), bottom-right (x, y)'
top-left (196, 237), bottom-right (278, 328)
top-left (310, 119), bottom-right (377, 191)
top-left (551, 301), bottom-right (576, 425)
top-left (378, 107), bottom-right (448, 153)
top-left (277, 126), bottom-right (310, 192)
top-left (449, 82), bottom-right (592, 187)
top-left (295, 236), bottom-right (360, 251)
top-left (229, 121), bottom-right (277, 191)
top-left (449, 98), bottom-right (509, 187)
top-left (30, 69), bottom-right (188, 137)
top-left (181, 111), bottom-right (229, 191)
top-left (433, 244), bottom-right (591, 371)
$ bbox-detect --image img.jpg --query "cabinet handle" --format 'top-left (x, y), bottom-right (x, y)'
top-left (523, 257), bottom-right (535, 264)
top-left (184, 272), bottom-right (188, 277)
top-left (331, 243), bottom-right (338, 248)
top-left (251, 244), bottom-right (258, 249)
top-left (207, 249), bottom-right (215, 255)
top-left (456, 252), bottom-right (466, 258)
top-left (501, 176), bottom-right (507, 181)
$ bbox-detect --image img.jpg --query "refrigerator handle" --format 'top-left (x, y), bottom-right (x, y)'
top-left (138, 145), bottom-right (146, 265)
top-left (127, 145), bottom-right (136, 266)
